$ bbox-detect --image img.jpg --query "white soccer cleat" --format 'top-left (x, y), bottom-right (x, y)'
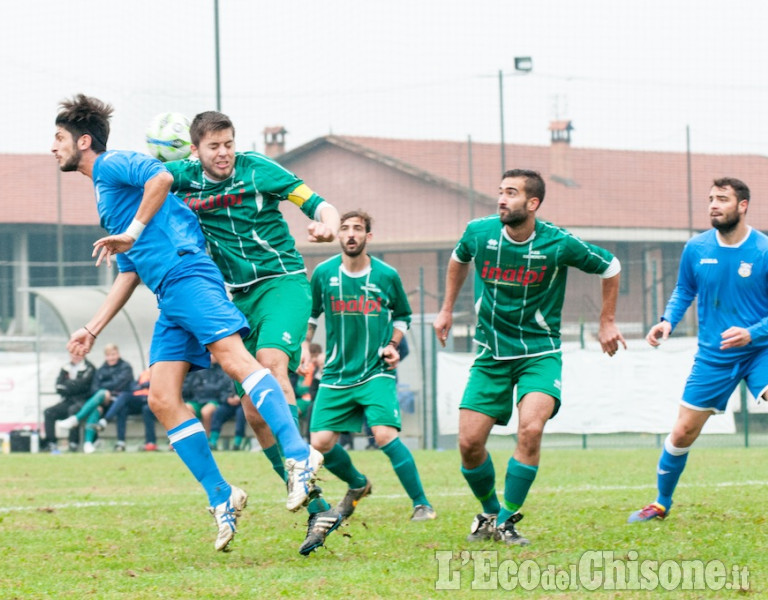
top-left (285, 446), bottom-right (324, 512)
top-left (208, 485), bottom-right (248, 552)
top-left (83, 441), bottom-right (96, 454)
top-left (55, 415), bottom-right (79, 437)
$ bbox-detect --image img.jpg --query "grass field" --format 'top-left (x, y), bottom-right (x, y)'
top-left (0, 446), bottom-right (765, 599)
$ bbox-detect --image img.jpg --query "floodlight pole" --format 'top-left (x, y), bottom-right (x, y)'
top-left (499, 57), bottom-right (533, 174)
top-left (214, 0), bottom-right (222, 111)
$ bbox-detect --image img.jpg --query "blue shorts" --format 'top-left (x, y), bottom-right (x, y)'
top-left (149, 254), bottom-right (249, 370)
top-left (682, 347), bottom-right (768, 413)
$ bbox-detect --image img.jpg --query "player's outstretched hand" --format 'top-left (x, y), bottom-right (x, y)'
top-left (599, 322), bottom-right (627, 357)
top-left (646, 320), bottom-right (672, 347)
top-left (307, 222), bottom-right (336, 243)
top-left (381, 344), bottom-right (400, 370)
top-left (720, 326), bottom-right (751, 350)
top-left (433, 310), bottom-right (453, 348)
top-left (67, 327), bottom-right (95, 358)
top-left (296, 341), bottom-right (311, 376)
top-left (92, 234), bottom-right (136, 267)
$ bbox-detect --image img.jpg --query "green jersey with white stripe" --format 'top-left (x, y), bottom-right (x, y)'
top-left (454, 216), bottom-right (616, 359)
top-left (166, 152), bottom-right (326, 287)
top-left (310, 255), bottom-right (412, 387)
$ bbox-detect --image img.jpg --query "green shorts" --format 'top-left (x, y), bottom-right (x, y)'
top-left (231, 274), bottom-right (311, 375)
top-left (185, 400), bottom-right (219, 418)
top-left (310, 376), bottom-right (400, 433)
top-left (460, 350), bottom-right (562, 426)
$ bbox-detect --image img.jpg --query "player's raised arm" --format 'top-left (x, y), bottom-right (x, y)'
top-left (92, 171), bottom-right (174, 266)
top-left (307, 203), bottom-right (340, 243)
top-left (434, 258), bottom-right (470, 347)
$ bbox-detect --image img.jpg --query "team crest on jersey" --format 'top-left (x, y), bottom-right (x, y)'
top-left (486, 238), bottom-right (499, 250)
top-left (738, 261), bottom-right (753, 278)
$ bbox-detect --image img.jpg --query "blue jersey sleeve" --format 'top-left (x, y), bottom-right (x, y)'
top-left (663, 241), bottom-right (697, 329)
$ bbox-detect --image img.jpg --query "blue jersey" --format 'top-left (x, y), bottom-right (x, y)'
top-left (92, 151), bottom-right (205, 293)
top-left (664, 227), bottom-right (768, 362)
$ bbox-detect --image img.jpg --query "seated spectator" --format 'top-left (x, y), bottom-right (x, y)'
top-left (208, 393), bottom-right (248, 451)
top-left (97, 368), bottom-right (157, 451)
top-left (181, 355), bottom-right (231, 436)
top-left (43, 352), bottom-right (96, 453)
top-left (55, 343), bottom-right (134, 453)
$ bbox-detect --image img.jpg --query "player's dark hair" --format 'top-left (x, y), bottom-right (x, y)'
top-left (55, 94), bottom-right (113, 153)
top-left (190, 111), bottom-right (236, 146)
top-left (340, 210), bottom-right (373, 233)
top-left (713, 177), bottom-right (750, 202)
top-left (502, 169), bottom-right (546, 205)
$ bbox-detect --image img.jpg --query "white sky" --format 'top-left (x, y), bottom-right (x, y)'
top-left (3, 0), bottom-right (767, 157)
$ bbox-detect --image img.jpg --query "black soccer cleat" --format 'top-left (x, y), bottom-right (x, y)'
top-left (298, 508), bottom-right (343, 556)
top-left (336, 479), bottom-right (373, 520)
top-left (494, 513), bottom-right (530, 546)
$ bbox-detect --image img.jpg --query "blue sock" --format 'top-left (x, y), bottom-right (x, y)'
top-left (655, 435), bottom-right (689, 511)
top-left (242, 369), bottom-right (309, 462)
top-left (168, 418), bottom-right (231, 506)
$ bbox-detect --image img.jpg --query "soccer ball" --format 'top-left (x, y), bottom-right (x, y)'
top-left (146, 112), bottom-right (192, 162)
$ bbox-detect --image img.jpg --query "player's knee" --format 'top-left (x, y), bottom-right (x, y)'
top-left (458, 435), bottom-right (485, 463)
top-left (373, 428), bottom-right (397, 447)
top-left (310, 431), bottom-right (335, 453)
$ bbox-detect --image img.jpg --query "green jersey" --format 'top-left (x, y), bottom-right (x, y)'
top-left (310, 255), bottom-right (412, 387)
top-left (167, 152), bottom-right (326, 287)
top-left (454, 216), bottom-right (618, 359)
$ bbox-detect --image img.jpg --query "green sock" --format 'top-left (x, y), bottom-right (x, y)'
top-left (307, 491), bottom-right (331, 514)
top-left (323, 443), bottom-right (367, 489)
top-left (209, 431), bottom-right (220, 447)
top-left (263, 443), bottom-right (286, 481)
top-left (497, 457), bottom-right (538, 524)
top-left (232, 435), bottom-right (242, 449)
top-left (84, 409), bottom-right (102, 443)
top-left (461, 454), bottom-right (501, 515)
top-left (76, 390), bottom-right (107, 422)
top-left (289, 403), bottom-right (300, 428)
top-left (381, 438), bottom-right (429, 507)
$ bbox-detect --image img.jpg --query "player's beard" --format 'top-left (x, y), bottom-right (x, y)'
top-left (343, 238), bottom-right (367, 257)
top-left (712, 211), bottom-right (740, 234)
top-left (59, 147), bottom-right (82, 172)
top-left (499, 207), bottom-right (527, 227)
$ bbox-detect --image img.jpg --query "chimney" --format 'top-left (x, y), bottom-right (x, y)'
top-left (263, 126), bottom-right (287, 157)
top-left (548, 120), bottom-right (578, 187)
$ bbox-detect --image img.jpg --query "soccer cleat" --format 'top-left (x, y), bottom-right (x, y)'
top-left (411, 504), bottom-right (437, 522)
top-left (336, 479), bottom-right (373, 520)
top-left (466, 513), bottom-right (497, 541)
top-left (143, 442), bottom-right (158, 452)
top-left (285, 447), bottom-right (323, 512)
top-left (114, 441), bottom-right (126, 452)
top-left (208, 485), bottom-right (248, 551)
top-left (628, 502), bottom-right (668, 523)
top-left (55, 415), bottom-right (79, 436)
top-left (298, 508), bottom-right (343, 556)
top-left (494, 513), bottom-right (530, 546)
top-left (97, 418), bottom-right (108, 431)
top-left (83, 441), bottom-right (96, 454)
